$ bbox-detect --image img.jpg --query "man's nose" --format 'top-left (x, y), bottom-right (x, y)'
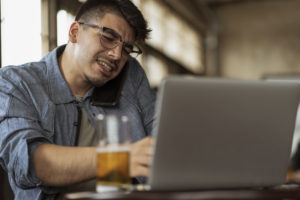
top-left (107, 44), bottom-right (123, 60)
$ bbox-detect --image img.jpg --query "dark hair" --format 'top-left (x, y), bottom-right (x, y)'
top-left (75, 0), bottom-right (151, 42)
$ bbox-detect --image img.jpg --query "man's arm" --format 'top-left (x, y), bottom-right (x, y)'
top-left (33, 137), bottom-right (153, 186)
top-left (33, 144), bottom-right (97, 186)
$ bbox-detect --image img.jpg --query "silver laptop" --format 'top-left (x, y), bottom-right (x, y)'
top-left (148, 76), bottom-right (300, 190)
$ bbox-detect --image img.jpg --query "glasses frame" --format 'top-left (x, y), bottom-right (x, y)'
top-left (78, 22), bottom-right (143, 56)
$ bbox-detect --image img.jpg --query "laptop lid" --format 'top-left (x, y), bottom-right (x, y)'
top-left (148, 77), bottom-right (300, 190)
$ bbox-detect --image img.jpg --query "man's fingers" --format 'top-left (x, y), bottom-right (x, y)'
top-left (134, 137), bottom-right (153, 147)
top-left (131, 165), bottom-right (150, 177)
top-left (137, 143), bottom-right (153, 156)
top-left (130, 155), bottom-right (151, 177)
top-left (135, 155), bottom-right (152, 166)
top-left (130, 137), bottom-right (154, 177)
top-left (132, 137), bottom-right (154, 155)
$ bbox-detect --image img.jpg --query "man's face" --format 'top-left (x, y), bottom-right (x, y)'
top-left (72, 13), bottom-right (135, 87)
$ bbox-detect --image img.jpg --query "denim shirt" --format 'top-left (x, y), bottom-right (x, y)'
top-left (0, 45), bottom-right (156, 200)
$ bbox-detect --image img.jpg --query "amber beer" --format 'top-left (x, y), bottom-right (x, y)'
top-left (97, 146), bottom-right (130, 191)
top-left (95, 114), bottom-right (131, 192)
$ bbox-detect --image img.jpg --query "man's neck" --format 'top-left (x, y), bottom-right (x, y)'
top-left (58, 45), bottom-right (91, 97)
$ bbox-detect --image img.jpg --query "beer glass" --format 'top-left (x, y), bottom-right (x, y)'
top-left (95, 114), bottom-right (131, 193)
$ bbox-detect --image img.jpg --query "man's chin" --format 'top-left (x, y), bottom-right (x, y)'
top-left (85, 75), bottom-right (108, 88)
top-left (91, 80), bottom-right (107, 87)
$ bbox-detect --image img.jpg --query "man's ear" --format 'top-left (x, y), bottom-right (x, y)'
top-left (69, 22), bottom-right (80, 43)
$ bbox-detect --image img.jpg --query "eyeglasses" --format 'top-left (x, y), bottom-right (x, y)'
top-left (78, 22), bottom-right (142, 57)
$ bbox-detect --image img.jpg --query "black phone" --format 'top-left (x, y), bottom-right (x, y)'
top-left (91, 64), bottom-right (128, 107)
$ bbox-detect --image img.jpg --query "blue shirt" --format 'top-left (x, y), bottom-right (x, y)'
top-left (0, 45), bottom-right (156, 200)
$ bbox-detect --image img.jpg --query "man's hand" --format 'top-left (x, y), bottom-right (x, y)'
top-left (130, 137), bottom-right (154, 177)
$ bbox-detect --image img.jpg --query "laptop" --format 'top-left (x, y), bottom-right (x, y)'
top-left (148, 76), bottom-right (300, 190)
top-left (263, 76), bottom-right (300, 158)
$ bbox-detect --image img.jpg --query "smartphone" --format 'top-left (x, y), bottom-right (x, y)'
top-left (91, 64), bottom-right (129, 107)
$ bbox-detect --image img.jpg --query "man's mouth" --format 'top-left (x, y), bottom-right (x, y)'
top-left (99, 61), bottom-right (113, 72)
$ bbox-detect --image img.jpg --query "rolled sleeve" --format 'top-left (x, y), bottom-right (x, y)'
top-left (0, 78), bottom-right (53, 189)
top-left (0, 114), bottom-right (52, 189)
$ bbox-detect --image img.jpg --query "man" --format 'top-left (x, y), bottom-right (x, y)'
top-left (0, 0), bottom-right (155, 199)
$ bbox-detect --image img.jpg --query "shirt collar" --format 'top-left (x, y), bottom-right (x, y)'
top-left (42, 45), bottom-right (75, 104)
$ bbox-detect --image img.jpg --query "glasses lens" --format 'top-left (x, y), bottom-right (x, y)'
top-left (100, 28), bottom-right (121, 49)
top-left (100, 26), bottom-right (142, 57)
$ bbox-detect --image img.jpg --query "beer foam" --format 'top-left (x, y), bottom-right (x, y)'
top-left (97, 145), bottom-right (130, 153)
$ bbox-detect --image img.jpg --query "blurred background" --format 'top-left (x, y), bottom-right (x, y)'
top-left (1, 0), bottom-right (300, 88)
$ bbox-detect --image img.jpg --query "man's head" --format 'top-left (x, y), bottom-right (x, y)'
top-left (65, 0), bottom-right (150, 91)
top-left (75, 0), bottom-right (150, 43)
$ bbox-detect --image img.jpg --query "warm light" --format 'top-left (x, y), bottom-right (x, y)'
top-left (57, 10), bottom-right (74, 46)
top-left (1, 0), bottom-right (41, 67)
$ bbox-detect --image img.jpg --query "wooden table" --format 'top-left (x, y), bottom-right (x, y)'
top-left (64, 184), bottom-right (300, 200)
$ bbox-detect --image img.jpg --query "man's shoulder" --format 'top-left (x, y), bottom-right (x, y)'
top-left (0, 61), bottom-right (48, 84)
top-left (126, 57), bottom-right (147, 82)
top-left (120, 57), bottom-right (152, 99)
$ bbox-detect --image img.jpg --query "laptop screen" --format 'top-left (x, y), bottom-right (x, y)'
top-left (149, 77), bottom-right (300, 190)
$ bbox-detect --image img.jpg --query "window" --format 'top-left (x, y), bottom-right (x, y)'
top-left (1, 0), bottom-right (41, 67)
top-left (132, 0), bottom-right (204, 87)
top-left (143, 54), bottom-right (168, 87)
top-left (57, 10), bottom-right (74, 46)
